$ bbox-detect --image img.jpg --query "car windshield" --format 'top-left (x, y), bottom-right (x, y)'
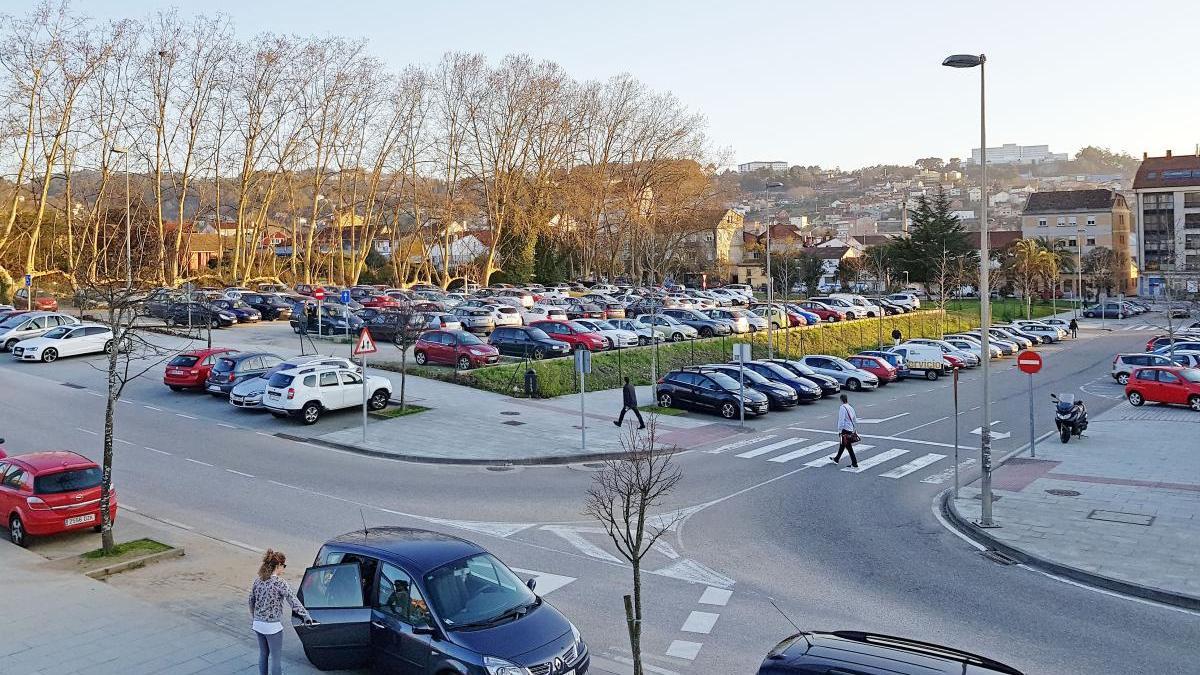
top-left (424, 553), bottom-right (537, 629)
top-left (34, 467), bottom-right (102, 494)
top-left (566, 321), bottom-right (591, 332)
top-left (41, 326), bottom-right (70, 339)
top-left (212, 357), bottom-right (237, 372)
top-left (1181, 369), bottom-right (1200, 383)
top-left (757, 362), bottom-right (797, 380)
top-left (231, 300), bottom-right (251, 309)
top-left (455, 332), bottom-right (483, 345)
top-left (782, 360), bottom-right (817, 376)
top-left (592, 320), bottom-right (616, 330)
top-left (717, 366), bottom-right (769, 385)
top-left (707, 371), bottom-right (742, 390)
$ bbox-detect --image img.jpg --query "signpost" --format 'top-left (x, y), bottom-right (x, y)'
top-left (23, 274), bottom-right (31, 309)
top-left (1017, 350), bottom-right (1043, 458)
top-left (733, 343), bottom-right (752, 427)
top-left (313, 288), bottom-right (325, 337)
top-left (340, 289), bottom-right (351, 304)
top-left (952, 366), bottom-right (960, 498)
top-left (353, 327), bottom-right (378, 444)
top-left (575, 349), bottom-right (593, 450)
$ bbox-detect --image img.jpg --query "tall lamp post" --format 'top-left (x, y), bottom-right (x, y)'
top-left (1075, 224), bottom-right (1085, 318)
top-left (763, 181), bottom-right (784, 358)
top-left (943, 53), bottom-right (995, 527)
top-left (109, 145), bottom-right (131, 289)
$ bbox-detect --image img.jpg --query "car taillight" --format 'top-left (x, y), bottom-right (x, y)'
top-left (228, 373), bottom-right (236, 382)
top-left (26, 496), bottom-right (51, 511)
top-left (287, 388), bottom-right (295, 399)
top-left (189, 370), bottom-right (198, 375)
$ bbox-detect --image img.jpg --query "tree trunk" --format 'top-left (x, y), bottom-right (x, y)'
top-left (400, 348), bottom-right (407, 411)
top-left (630, 561), bottom-right (643, 675)
top-left (100, 341), bottom-right (118, 553)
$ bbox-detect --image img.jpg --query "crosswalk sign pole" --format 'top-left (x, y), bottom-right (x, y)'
top-left (362, 351), bottom-right (368, 444)
top-left (353, 328), bottom-right (379, 445)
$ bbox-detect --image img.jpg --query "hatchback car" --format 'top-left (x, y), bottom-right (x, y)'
top-left (608, 318), bottom-right (664, 345)
top-left (415, 330), bottom-right (500, 369)
top-left (573, 319), bottom-right (639, 349)
top-left (12, 324), bottom-right (121, 363)
top-left (264, 366), bottom-right (392, 424)
top-left (0, 311), bottom-right (79, 351)
top-left (799, 355), bottom-right (880, 391)
top-left (529, 320), bottom-right (606, 352)
top-left (13, 287), bottom-right (58, 311)
top-left (656, 368), bottom-right (769, 419)
top-left (847, 354), bottom-right (898, 384)
top-left (763, 359), bottom-right (842, 396)
top-left (1125, 366), bottom-right (1200, 411)
top-left (635, 314), bottom-right (698, 342)
top-left (210, 298), bottom-right (262, 323)
top-left (164, 301), bottom-right (237, 328)
top-left (1112, 353), bottom-right (1175, 385)
top-left (758, 630), bottom-right (1022, 675)
top-left (204, 352), bottom-right (284, 396)
top-left (1082, 302), bottom-right (1127, 319)
top-left (164, 348), bottom-right (239, 391)
top-left (661, 308), bottom-right (732, 337)
top-left (857, 350), bottom-right (910, 380)
top-left (230, 356), bottom-right (359, 409)
top-left (238, 292), bottom-right (294, 320)
top-left (701, 364), bottom-right (806, 407)
top-left (489, 326), bottom-right (572, 359)
top-left (795, 300), bottom-right (844, 322)
top-left (739, 360), bottom-right (826, 400)
top-left (0, 451), bottom-right (116, 547)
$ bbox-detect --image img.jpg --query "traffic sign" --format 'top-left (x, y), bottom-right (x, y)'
top-left (353, 327), bottom-right (378, 355)
top-left (732, 343), bottom-right (751, 362)
top-left (339, 290), bottom-right (351, 304)
top-left (24, 274), bottom-right (31, 287)
top-left (1017, 350), bottom-right (1042, 374)
top-left (573, 348), bottom-right (592, 374)
top-left (313, 288), bottom-right (326, 300)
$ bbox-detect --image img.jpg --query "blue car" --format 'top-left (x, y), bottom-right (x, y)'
top-left (294, 527), bottom-right (590, 675)
top-left (859, 350), bottom-right (910, 380)
top-left (784, 304), bottom-right (822, 326)
top-left (763, 358), bottom-right (843, 396)
top-left (211, 298), bottom-right (262, 323)
top-left (739, 360), bottom-right (825, 400)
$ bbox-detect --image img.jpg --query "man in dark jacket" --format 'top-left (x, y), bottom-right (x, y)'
top-left (614, 377), bottom-right (646, 429)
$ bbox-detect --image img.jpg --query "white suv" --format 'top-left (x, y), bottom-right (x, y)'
top-left (264, 365), bottom-right (392, 424)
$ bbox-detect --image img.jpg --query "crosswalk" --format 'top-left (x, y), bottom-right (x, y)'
top-left (720, 434), bottom-right (972, 483)
top-left (1118, 324), bottom-right (1163, 331)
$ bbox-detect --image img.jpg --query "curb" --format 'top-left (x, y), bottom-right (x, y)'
top-left (296, 434), bottom-right (677, 467)
top-left (83, 546), bottom-right (185, 580)
top-left (939, 490), bottom-right (1200, 611)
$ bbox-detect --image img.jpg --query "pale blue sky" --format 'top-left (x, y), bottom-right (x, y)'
top-left (75, 0), bottom-right (1199, 169)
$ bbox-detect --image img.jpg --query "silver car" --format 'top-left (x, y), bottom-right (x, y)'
top-left (451, 307), bottom-right (494, 334)
top-left (230, 355), bottom-right (359, 409)
top-left (609, 318), bottom-right (664, 345)
top-left (798, 354), bottom-right (879, 391)
top-left (0, 311), bottom-right (80, 351)
top-left (703, 308), bottom-right (751, 333)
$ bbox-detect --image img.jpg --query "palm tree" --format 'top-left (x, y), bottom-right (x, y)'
top-left (1005, 239), bottom-right (1057, 319)
top-left (1036, 237), bottom-right (1073, 315)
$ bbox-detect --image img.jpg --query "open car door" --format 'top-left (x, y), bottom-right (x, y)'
top-left (293, 562), bottom-right (372, 671)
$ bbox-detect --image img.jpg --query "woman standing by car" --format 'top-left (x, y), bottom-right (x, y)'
top-left (250, 549), bottom-right (314, 675)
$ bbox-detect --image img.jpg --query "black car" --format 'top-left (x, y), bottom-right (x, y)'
top-left (204, 352), bottom-right (284, 396)
top-left (239, 292), bottom-right (293, 320)
top-left (143, 288), bottom-right (184, 319)
top-left (561, 298), bottom-right (606, 320)
top-left (758, 630), bottom-right (1022, 675)
top-left (764, 358), bottom-right (842, 396)
top-left (737, 360), bottom-right (826, 400)
top-left (656, 368), bottom-right (769, 419)
top-left (489, 326), bottom-right (572, 359)
top-left (293, 528), bottom-right (589, 675)
top-left (661, 308), bottom-right (732, 337)
top-left (163, 301), bottom-right (236, 328)
top-left (364, 312), bottom-right (424, 343)
top-left (290, 303), bottom-right (365, 335)
top-left (699, 364), bottom-right (802, 408)
top-left (211, 299), bottom-right (262, 323)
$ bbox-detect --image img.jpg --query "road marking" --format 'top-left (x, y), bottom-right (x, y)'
top-left (880, 453), bottom-right (946, 478)
top-left (268, 480), bottom-right (304, 490)
top-left (841, 448), bottom-right (908, 473)
top-left (184, 458), bottom-right (213, 467)
top-left (767, 440), bottom-right (837, 463)
top-left (540, 525), bottom-right (622, 564)
top-left (509, 567), bottom-right (577, 595)
top-left (921, 459), bottom-right (977, 484)
top-left (76, 427), bottom-right (98, 436)
top-left (221, 539), bottom-right (265, 553)
top-left (789, 427), bottom-right (961, 449)
top-left (86, 390), bottom-right (104, 397)
top-left (804, 445), bottom-right (875, 467)
top-left (121, 504), bottom-right (137, 512)
top-left (680, 611), bottom-right (719, 634)
top-left (857, 412), bottom-right (910, 423)
top-left (665, 640), bottom-right (702, 660)
top-left (256, 431), bottom-right (273, 437)
top-left (217, 423), bottom-right (238, 429)
top-left (176, 413), bottom-right (197, 420)
top-left (698, 587), bottom-right (733, 606)
top-left (652, 540), bottom-right (681, 559)
top-left (736, 437), bottom-right (805, 459)
top-left (704, 434), bottom-right (776, 455)
top-left (970, 421), bottom-right (1011, 439)
top-left (143, 446), bottom-right (171, 455)
top-left (115, 438), bottom-right (133, 445)
top-left (225, 469), bottom-right (255, 478)
top-left (144, 405), bottom-right (163, 411)
top-left (158, 517), bottom-right (194, 531)
top-left (649, 558), bottom-right (735, 587)
top-left (894, 416), bottom-right (949, 435)
top-left (418, 517), bottom-right (534, 538)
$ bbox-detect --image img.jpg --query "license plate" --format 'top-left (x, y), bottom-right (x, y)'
top-left (207, 385), bottom-right (221, 392)
top-left (65, 513), bottom-right (95, 527)
top-left (168, 369), bottom-right (183, 375)
top-left (267, 391), bottom-right (280, 398)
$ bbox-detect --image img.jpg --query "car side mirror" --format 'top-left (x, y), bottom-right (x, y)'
top-left (526, 577), bottom-right (537, 591)
top-left (412, 624), bottom-right (440, 638)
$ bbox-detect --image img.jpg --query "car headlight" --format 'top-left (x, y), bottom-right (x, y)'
top-left (483, 656), bottom-right (530, 675)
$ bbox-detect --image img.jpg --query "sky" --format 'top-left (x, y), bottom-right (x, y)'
top-left (72, 0), bottom-right (1200, 170)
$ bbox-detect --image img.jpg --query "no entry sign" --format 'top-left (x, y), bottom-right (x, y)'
top-left (313, 288), bottom-right (325, 300)
top-left (1017, 350), bottom-right (1042, 374)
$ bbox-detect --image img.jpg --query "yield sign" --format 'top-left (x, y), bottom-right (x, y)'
top-left (353, 327), bottom-right (378, 355)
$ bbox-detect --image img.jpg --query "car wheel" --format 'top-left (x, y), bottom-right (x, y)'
top-left (3, 338), bottom-right (17, 352)
top-left (457, 356), bottom-right (471, 370)
top-left (210, 318), bottom-right (221, 329)
top-left (414, 351), bottom-right (428, 365)
top-left (671, 332), bottom-right (684, 342)
top-left (846, 378), bottom-right (861, 392)
top-left (605, 337), bottom-right (614, 349)
top-left (369, 389), bottom-right (389, 410)
top-left (748, 325), bottom-right (757, 332)
top-left (104, 339), bottom-right (115, 354)
top-left (1084, 312), bottom-right (1094, 318)
top-left (720, 401), bottom-right (738, 419)
top-left (658, 392), bottom-right (673, 408)
top-left (41, 348), bottom-right (57, 363)
top-left (700, 327), bottom-right (714, 338)
top-left (9, 515), bottom-right (26, 547)
top-left (1128, 391), bottom-right (1144, 406)
top-left (293, 325), bottom-right (301, 334)
top-left (301, 402), bottom-right (321, 425)
top-left (165, 316), bottom-right (176, 327)
top-left (924, 369), bottom-right (939, 381)
top-left (1189, 396), bottom-right (1200, 412)
top-left (1116, 372), bottom-right (1129, 385)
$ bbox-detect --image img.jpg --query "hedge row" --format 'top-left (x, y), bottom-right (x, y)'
top-left (373, 310), bottom-right (977, 399)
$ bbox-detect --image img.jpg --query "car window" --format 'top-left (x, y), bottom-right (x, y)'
top-left (1125, 356), bottom-right (1146, 366)
top-left (423, 553), bottom-right (534, 629)
top-left (1135, 370), bottom-right (1157, 381)
top-left (340, 371), bottom-right (363, 385)
top-left (319, 372), bottom-right (340, 387)
top-left (299, 563), bottom-right (365, 609)
top-left (1, 466), bottom-right (29, 490)
top-left (29, 316), bottom-right (46, 329)
top-left (1159, 371), bottom-right (1180, 384)
top-left (34, 467), bottom-right (102, 494)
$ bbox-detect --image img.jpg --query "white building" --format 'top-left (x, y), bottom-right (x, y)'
top-left (737, 160), bottom-right (789, 173)
top-left (969, 143), bottom-right (1068, 166)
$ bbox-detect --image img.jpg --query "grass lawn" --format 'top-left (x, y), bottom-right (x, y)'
top-left (372, 404), bottom-right (429, 418)
top-left (944, 297), bottom-right (1080, 322)
top-left (82, 538), bottom-right (171, 560)
top-left (638, 405), bottom-right (684, 416)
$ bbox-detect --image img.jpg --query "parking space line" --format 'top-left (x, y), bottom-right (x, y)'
top-left (225, 469), bottom-right (256, 478)
top-left (144, 446), bottom-right (171, 455)
top-left (184, 458), bottom-right (213, 467)
top-left (144, 405), bottom-right (163, 411)
top-left (176, 413), bottom-right (197, 420)
top-left (76, 427), bottom-right (98, 435)
top-left (217, 423), bottom-right (238, 429)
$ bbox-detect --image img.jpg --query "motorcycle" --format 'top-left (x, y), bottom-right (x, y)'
top-left (1051, 394), bottom-right (1088, 443)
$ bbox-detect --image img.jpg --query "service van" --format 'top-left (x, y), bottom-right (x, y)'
top-left (888, 343), bottom-right (949, 380)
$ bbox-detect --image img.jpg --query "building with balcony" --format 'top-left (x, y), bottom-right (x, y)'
top-left (969, 143), bottom-right (1068, 166)
top-left (1021, 189), bottom-right (1135, 295)
top-left (1132, 151), bottom-right (1200, 295)
top-left (737, 160), bottom-right (789, 173)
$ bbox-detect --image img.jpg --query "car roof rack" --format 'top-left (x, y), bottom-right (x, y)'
top-left (827, 631), bottom-right (1023, 674)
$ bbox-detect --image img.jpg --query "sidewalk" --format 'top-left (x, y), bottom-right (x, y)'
top-left (948, 400), bottom-right (1200, 607)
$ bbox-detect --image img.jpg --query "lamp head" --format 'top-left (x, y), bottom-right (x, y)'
top-left (942, 54), bottom-right (984, 68)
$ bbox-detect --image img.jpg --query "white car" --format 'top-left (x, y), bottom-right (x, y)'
top-left (904, 338), bottom-right (980, 367)
top-left (1013, 321), bottom-right (1066, 342)
top-left (12, 324), bottom-right (123, 362)
top-left (574, 319), bottom-right (639, 348)
top-left (809, 296), bottom-right (864, 319)
top-left (0, 311), bottom-right (80, 351)
top-left (264, 365), bottom-right (392, 424)
top-left (608, 318), bottom-right (663, 345)
top-left (229, 355), bottom-right (359, 409)
top-left (522, 304), bottom-right (568, 324)
top-left (944, 335), bottom-right (1002, 359)
top-left (486, 304), bottom-right (523, 328)
top-left (704, 308), bottom-right (751, 333)
top-left (887, 292), bottom-right (921, 310)
top-left (589, 283), bottom-right (619, 295)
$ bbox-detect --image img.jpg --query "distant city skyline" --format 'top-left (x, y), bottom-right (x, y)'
top-left (79, 0), bottom-right (1200, 169)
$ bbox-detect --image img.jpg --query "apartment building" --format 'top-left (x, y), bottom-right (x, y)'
top-left (737, 160), bottom-right (789, 173)
top-left (1132, 151), bottom-right (1200, 295)
top-left (1021, 189), bottom-right (1135, 295)
top-left (969, 143), bottom-right (1068, 166)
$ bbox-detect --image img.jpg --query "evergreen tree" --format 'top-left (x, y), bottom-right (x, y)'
top-left (891, 192), bottom-right (972, 291)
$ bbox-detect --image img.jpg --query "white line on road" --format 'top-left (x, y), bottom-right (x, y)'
top-left (157, 517), bottom-right (194, 531)
top-left (704, 434), bottom-right (776, 455)
top-left (120, 504), bottom-right (137, 512)
top-left (767, 440), bottom-right (837, 463)
top-left (221, 539), bottom-right (265, 553)
top-left (225, 469), bottom-right (256, 478)
top-left (143, 446), bottom-right (171, 455)
top-left (115, 438), bottom-right (133, 445)
top-left (256, 431), bottom-right (274, 437)
top-left (176, 413), bottom-right (197, 420)
top-left (841, 448), bottom-right (908, 473)
top-left (920, 459), bottom-right (976, 484)
top-left (880, 453), bottom-right (946, 478)
top-left (789, 428), bottom-right (960, 449)
top-left (509, 567), bottom-right (577, 595)
top-left (894, 416), bottom-right (949, 435)
top-left (540, 525), bottom-right (622, 564)
top-left (665, 640), bottom-right (702, 660)
top-left (804, 445), bottom-right (875, 467)
top-left (680, 611), bottom-right (719, 634)
top-left (698, 587), bottom-right (733, 606)
top-left (736, 437), bottom-right (805, 459)
top-left (217, 423), bottom-right (237, 429)
top-left (86, 390), bottom-right (104, 397)
top-left (184, 458), bottom-right (213, 467)
top-left (76, 427), bottom-right (98, 436)
top-left (144, 405), bottom-right (163, 411)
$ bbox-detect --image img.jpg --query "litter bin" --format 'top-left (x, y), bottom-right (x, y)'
top-left (524, 368), bottom-right (539, 398)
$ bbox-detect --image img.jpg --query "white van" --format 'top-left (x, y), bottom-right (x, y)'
top-left (831, 293), bottom-right (884, 318)
top-left (888, 343), bottom-right (948, 380)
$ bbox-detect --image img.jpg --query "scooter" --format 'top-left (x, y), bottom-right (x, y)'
top-left (1051, 394), bottom-right (1088, 443)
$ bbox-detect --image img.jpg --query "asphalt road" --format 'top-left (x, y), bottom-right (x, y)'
top-left (1, 312), bottom-right (1196, 674)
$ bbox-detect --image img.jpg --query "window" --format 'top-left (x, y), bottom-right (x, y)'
top-left (1068, 216), bottom-right (1077, 226)
top-left (34, 467), bottom-right (102, 494)
top-left (319, 372), bottom-right (339, 387)
top-left (1086, 237), bottom-right (1096, 247)
top-left (1185, 213), bottom-right (1200, 229)
top-left (1, 466), bottom-right (28, 490)
top-left (1186, 192), bottom-right (1200, 208)
top-left (423, 553), bottom-right (535, 628)
top-left (1037, 218), bottom-right (1047, 228)
top-left (299, 563), bottom-right (364, 609)
top-left (339, 371), bottom-right (362, 385)
top-left (1086, 216), bottom-right (1096, 227)
top-left (1056, 217), bottom-right (1066, 227)
top-left (1187, 234), bottom-right (1200, 250)
top-left (1159, 371), bottom-right (1180, 384)
top-left (1068, 237), bottom-right (1077, 247)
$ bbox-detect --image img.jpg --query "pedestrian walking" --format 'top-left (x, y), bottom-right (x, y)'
top-left (614, 376), bottom-right (646, 429)
top-left (1069, 318), bottom-right (1078, 338)
top-left (829, 394), bottom-right (860, 467)
top-left (250, 549), bottom-right (314, 675)
top-left (891, 328), bottom-right (902, 346)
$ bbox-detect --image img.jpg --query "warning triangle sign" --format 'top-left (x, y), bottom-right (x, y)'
top-left (353, 327), bottom-right (378, 355)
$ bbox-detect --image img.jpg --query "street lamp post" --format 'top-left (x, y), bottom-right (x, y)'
top-left (943, 53), bottom-right (995, 527)
top-left (109, 146), bottom-right (131, 289)
top-left (763, 181), bottom-right (784, 358)
top-left (1076, 225), bottom-right (1085, 318)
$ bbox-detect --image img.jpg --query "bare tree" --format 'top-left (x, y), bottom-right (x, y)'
top-left (584, 420), bottom-right (683, 675)
top-left (386, 304), bottom-right (425, 411)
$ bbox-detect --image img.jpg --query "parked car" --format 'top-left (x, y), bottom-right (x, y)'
top-left (713, 363), bottom-right (820, 405)
top-left (573, 318), bottom-right (639, 349)
top-left (750, 304), bottom-right (790, 329)
top-left (798, 355), bottom-right (880, 391)
top-left (656, 368), bottom-right (769, 419)
top-left (210, 298), bottom-right (262, 324)
top-left (987, 327), bottom-right (1034, 350)
top-left (450, 307), bottom-right (496, 334)
top-left (807, 296), bottom-right (864, 319)
top-left (230, 356), bottom-right (358, 409)
top-left (488, 326), bottom-right (571, 359)
top-left (418, 312), bottom-right (463, 332)
top-left (521, 304), bottom-right (569, 324)
top-left (886, 292), bottom-right (921, 310)
top-left (757, 630), bottom-right (1023, 675)
top-left (857, 350), bottom-right (910, 380)
top-left (782, 303), bottom-right (822, 326)
top-left (164, 301), bottom-right (237, 329)
top-left (204, 352), bottom-right (284, 396)
top-left (1082, 302), bottom-right (1127, 319)
top-left (293, 527), bottom-right (590, 673)
top-left (238, 292), bottom-right (293, 320)
top-left (290, 304), bottom-right (365, 334)
top-left (943, 335), bottom-right (1001, 360)
top-left (847, 354), bottom-right (899, 384)
top-left (0, 451), bottom-right (116, 547)
top-left (0, 311), bottom-right (79, 351)
top-left (13, 287), bottom-right (58, 311)
top-left (661, 308), bottom-right (732, 337)
top-left (763, 359), bottom-right (842, 396)
top-left (700, 308), bottom-right (750, 333)
top-left (414, 330), bottom-right (500, 370)
top-left (887, 344), bottom-right (949, 380)
top-left (12, 324), bottom-right (124, 363)
top-left (1111, 353), bottom-right (1176, 385)
top-left (905, 338), bottom-right (980, 367)
top-left (485, 304), bottom-right (524, 329)
top-left (164, 347), bottom-right (239, 391)
top-left (1125, 366), bottom-right (1200, 411)
top-left (264, 365), bottom-right (391, 424)
top-left (995, 323), bottom-right (1049, 345)
top-left (1152, 341), bottom-right (1200, 356)
top-left (1169, 351), bottom-right (1200, 369)
top-left (956, 330), bottom-right (1017, 356)
top-left (529, 320), bottom-right (606, 352)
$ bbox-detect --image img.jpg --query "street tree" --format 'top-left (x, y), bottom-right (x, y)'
top-left (795, 251), bottom-right (825, 296)
top-left (584, 420), bottom-right (683, 675)
top-left (1002, 239), bottom-right (1056, 319)
top-left (387, 304), bottom-right (425, 411)
top-left (890, 192), bottom-right (972, 294)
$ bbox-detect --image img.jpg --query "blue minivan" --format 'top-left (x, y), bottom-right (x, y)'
top-left (294, 528), bottom-right (589, 675)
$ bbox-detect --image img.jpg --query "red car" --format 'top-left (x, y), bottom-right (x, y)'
top-left (848, 354), bottom-right (898, 384)
top-left (0, 451), bottom-right (116, 547)
top-left (164, 347), bottom-right (239, 391)
top-left (797, 300), bottom-right (845, 322)
top-left (943, 354), bottom-right (966, 370)
top-left (529, 320), bottom-right (607, 352)
top-left (13, 288), bottom-right (58, 311)
top-left (413, 329), bottom-right (499, 369)
top-left (1125, 366), bottom-right (1200, 411)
